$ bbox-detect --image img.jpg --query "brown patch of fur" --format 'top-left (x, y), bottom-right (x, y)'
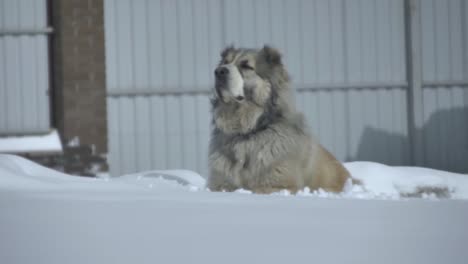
top-left (307, 145), bottom-right (350, 192)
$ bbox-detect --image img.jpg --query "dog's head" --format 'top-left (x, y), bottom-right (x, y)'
top-left (213, 45), bottom-right (288, 105)
top-left (211, 45), bottom-right (294, 135)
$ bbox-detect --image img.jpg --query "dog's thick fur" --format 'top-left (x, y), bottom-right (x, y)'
top-left (208, 45), bottom-right (351, 194)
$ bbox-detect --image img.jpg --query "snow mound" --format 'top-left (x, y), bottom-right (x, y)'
top-left (1, 154), bottom-right (467, 200)
top-left (0, 154), bottom-right (204, 194)
top-left (2, 154), bottom-right (468, 264)
top-left (345, 162), bottom-right (468, 199)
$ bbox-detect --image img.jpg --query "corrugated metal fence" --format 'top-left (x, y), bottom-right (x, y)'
top-left (105, 0), bottom-right (468, 176)
top-left (0, 0), bottom-right (51, 135)
top-left (419, 0), bottom-right (468, 172)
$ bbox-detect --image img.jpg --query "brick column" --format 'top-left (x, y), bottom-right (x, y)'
top-left (50, 0), bottom-right (108, 175)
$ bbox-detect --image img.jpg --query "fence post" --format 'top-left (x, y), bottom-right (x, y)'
top-left (405, 0), bottom-right (424, 166)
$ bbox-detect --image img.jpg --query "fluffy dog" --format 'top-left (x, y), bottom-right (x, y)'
top-left (207, 45), bottom-right (352, 194)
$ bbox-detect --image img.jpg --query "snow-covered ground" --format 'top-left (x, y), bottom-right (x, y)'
top-left (0, 130), bottom-right (62, 154)
top-left (1, 154), bottom-right (467, 264)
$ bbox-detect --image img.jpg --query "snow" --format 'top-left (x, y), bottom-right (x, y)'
top-left (345, 162), bottom-right (468, 199)
top-left (1, 154), bottom-right (468, 264)
top-left (67, 136), bottom-right (80, 147)
top-left (0, 154), bottom-right (204, 193)
top-left (1, 153), bottom-right (467, 199)
top-left (0, 129), bottom-right (62, 153)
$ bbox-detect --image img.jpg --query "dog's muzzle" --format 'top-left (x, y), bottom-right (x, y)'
top-left (214, 65), bottom-right (245, 101)
top-left (215, 66), bottom-right (229, 79)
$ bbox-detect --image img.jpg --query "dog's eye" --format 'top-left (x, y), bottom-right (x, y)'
top-left (240, 60), bottom-right (254, 70)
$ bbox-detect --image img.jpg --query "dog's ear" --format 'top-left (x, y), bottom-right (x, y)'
top-left (260, 45), bottom-right (282, 65)
top-left (220, 45), bottom-right (235, 59)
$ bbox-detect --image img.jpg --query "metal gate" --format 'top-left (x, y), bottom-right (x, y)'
top-left (0, 0), bottom-right (51, 135)
top-left (104, 0), bottom-right (468, 176)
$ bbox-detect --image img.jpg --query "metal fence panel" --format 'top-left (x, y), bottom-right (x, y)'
top-left (295, 87), bottom-right (410, 165)
top-left (105, 0), bottom-right (467, 176)
top-left (107, 95), bottom-right (211, 176)
top-left (0, 0), bottom-right (50, 135)
top-left (422, 87), bottom-right (468, 172)
top-left (419, 0), bottom-right (468, 172)
top-left (105, 0), bottom-right (224, 95)
top-left (421, 0), bottom-right (466, 82)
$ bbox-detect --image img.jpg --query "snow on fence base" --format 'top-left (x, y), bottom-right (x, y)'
top-left (0, 130), bottom-right (62, 154)
top-left (0, 154), bottom-right (468, 264)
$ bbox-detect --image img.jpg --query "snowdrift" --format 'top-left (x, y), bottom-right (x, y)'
top-left (1, 154), bottom-right (467, 199)
top-left (1, 154), bottom-right (467, 264)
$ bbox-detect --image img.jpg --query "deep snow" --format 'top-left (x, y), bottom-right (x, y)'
top-left (0, 154), bottom-right (468, 264)
top-left (1, 153), bottom-right (467, 200)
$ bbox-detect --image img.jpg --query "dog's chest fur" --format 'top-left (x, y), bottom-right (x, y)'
top-left (213, 102), bottom-right (264, 135)
top-left (219, 133), bottom-right (274, 187)
top-left (211, 120), bottom-right (308, 189)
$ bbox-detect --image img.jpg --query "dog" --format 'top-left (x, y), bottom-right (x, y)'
top-left (207, 45), bottom-right (352, 194)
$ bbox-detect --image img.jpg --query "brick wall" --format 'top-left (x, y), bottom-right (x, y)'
top-left (50, 0), bottom-right (108, 175)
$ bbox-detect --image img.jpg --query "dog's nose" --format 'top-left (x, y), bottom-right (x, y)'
top-left (215, 66), bottom-right (229, 78)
